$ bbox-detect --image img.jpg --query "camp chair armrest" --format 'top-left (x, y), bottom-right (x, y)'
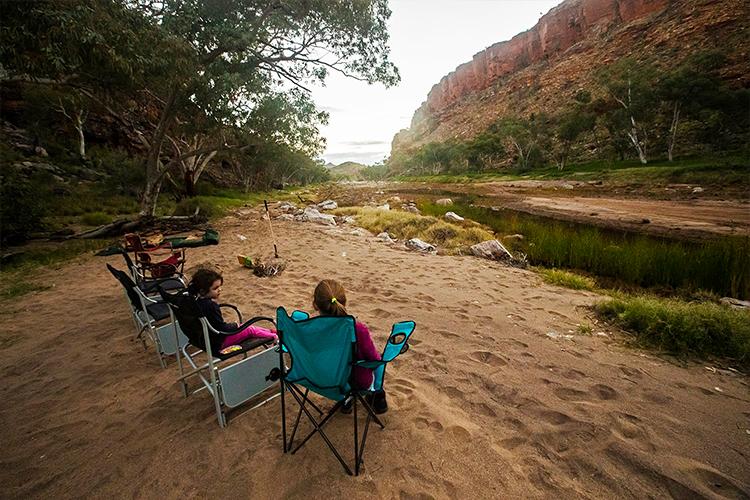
top-left (218, 316), bottom-right (276, 336)
top-left (218, 303), bottom-right (242, 323)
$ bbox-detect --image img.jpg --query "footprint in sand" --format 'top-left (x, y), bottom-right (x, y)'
top-left (496, 338), bottom-right (529, 349)
top-left (435, 329), bottom-right (461, 340)
top-left (591, 384), bottom-right (618, 400)
top-left (414, 416), bottom-right (444, 432)
top-left (619, 365), bottom-right (644, 378)
top-left (689, 465), bottom-right (749, 498)
top-left (498, 436), bottom-right (527, 450)
top-left (445, 425), bottom-right (472, 441)
top-left (468, 350), bottom-right (508, 367)
top-left (370, 307), bottom-right (392, 318)
top-left (532, 408), bottom-right (574, 426)
top-left (553, 387), bottom-right (592, 402)
top-left (391, 378), bottom-right (417, 397)
top-left (640, 389), bottom-right (673, 404)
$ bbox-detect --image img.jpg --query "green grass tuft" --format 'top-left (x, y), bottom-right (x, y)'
top-left (334, 207), bottom-right (495, 253)
top-left (540, 268), bottom-right (596, 291)
top-left (596, 296), bottom-right (750, 366)
top-left (0, 281), bottom-right (51, 301)
top-left (81, 212), bottom-right (113, 226)
top-left (421, 202), bottom-right (750, 299)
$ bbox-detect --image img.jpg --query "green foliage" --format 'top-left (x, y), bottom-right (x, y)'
top-left (360, 163), bottom-right (390, 180)
top-left (0, 169), bottom-right (47, 247)
top-left (539, 268), bottom-right (596, 291)
top-left (0, 239), bottom-right (113, 274)
top-left (80, 212), bottom-right (112, 226)
top-left (0, 281), bottom-right (51, 301)
top-left (596, 296), bottom-right (750, 365)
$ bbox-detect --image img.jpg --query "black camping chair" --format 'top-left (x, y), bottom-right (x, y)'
top-left (106, 263), bottom-right (188, 367)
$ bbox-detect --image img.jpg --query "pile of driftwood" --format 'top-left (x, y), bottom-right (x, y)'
top-left (66, 207), bottom-right (206, 240)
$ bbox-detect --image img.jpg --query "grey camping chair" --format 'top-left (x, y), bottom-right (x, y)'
top-left (159, 287), bottom-right (279, 427)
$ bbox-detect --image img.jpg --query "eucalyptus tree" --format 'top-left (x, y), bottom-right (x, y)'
top-left (596, 59), bottom-right (657, 164)
top-left (129, 0), bottom-right (399, 215)
top-left (2, 0), bottom-right (399, 216)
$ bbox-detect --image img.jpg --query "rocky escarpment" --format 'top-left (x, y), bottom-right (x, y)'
top-left (392, 0), bottom-right (749, 152)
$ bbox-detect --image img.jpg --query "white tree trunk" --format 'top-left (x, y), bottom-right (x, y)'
top-left (668, 101), bottom-right (681, 162)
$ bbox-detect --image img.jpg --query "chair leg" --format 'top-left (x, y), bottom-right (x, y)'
top-left (280, 378), bottom-right (287, 453)
top-left (287, 388), bottom-right (352, 475)
top-left (288, 388), bottom-right (309, 450)
top-left (286, 382), bottom-right (324, 416)
top-left (356, 392), bottom-right (385, 429)
top-left (353, 393), bottom-right (359, 476)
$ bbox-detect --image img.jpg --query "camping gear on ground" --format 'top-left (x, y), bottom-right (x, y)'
top-left (96, 229), bottom-right (220, 257)
top-left (106, 264), bottom-right (189, 368)
top-left (124, 233), bottom-right (186, 279)
top-left (159, 288), bottom-right (277, 427)
top-left (275, 307), bottom-right (415, 475)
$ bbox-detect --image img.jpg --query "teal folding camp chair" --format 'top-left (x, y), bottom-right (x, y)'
top-left (276, 307), bottom-right (415, 475)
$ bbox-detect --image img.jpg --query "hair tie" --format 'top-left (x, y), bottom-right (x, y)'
top-left (331, 297), bottom-right (337, 304)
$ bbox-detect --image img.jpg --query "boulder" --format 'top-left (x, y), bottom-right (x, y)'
top-left (276, 214), bottom-right (295, 221)
top-left (692, 186), bottom-right (704, 194)
top-left (278, 202), bottom-right (297, 212)
top-left (402, 202), bottom-right (420, 214)
top-left (470, 239), bottom-right (513, 261)
top-left (444, 211), bottom-right (464, 222)
top-left (376, 232), bottom-right (396, 243)
top-left (301, 207), bottom-right (336, 226)
top-left (317, 199), bottom-right (338, 210)
top-left (436, 198), bottom-right (453, 206)
top-left (405, 238), bottom-right (436, 253)
top-left (377, 203), bottom-right (390, 211)
top-left (503, 234), bottom-right (524, 241)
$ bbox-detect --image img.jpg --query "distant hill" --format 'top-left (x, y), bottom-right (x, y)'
top-left (328, 161), bottom-right (366, 179)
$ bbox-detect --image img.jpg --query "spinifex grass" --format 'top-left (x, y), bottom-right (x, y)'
top-left (421, 202), bottom-right (750, 299)
top-left (596, 295), bottom-right (750, 366)
top-left (333, 206), bottom-right (494, 253)
top-left (539, 268), bottom-right (596, 291)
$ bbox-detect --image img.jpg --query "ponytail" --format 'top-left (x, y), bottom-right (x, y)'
top-left (313, 279), bottom-right (348, 316)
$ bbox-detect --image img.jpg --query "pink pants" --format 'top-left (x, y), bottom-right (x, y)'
top-left (221, 325), bottom-right (277, 349)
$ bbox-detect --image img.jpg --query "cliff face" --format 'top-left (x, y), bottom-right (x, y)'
top-left (393, 0), bottom-right (749, 152)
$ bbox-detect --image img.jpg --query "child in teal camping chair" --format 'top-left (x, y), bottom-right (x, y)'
top-left (312, 279), bottom-right (388, 414)
top-left (188, 268), bottom-right (277, 349)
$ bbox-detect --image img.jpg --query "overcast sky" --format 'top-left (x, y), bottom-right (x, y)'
top-left (309, 0), bottom-right (562, 166)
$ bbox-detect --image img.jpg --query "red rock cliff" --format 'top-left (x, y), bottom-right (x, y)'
top-left (393, 0), bottom-right (748, 152)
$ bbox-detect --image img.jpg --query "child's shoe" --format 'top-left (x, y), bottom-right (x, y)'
top-left (367, 390), bottom-right (388, 414)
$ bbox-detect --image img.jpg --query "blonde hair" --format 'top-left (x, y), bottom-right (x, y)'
top-left (313, 279), bottom-right (348, 316)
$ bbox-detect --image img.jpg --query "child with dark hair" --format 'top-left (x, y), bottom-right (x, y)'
top-left (188, 268), bottom-right (277, 349)
top-left (313, 279), bottom-right (387, 414)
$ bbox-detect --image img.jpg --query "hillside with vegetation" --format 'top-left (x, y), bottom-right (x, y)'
top-left (389, 0), bottom-right (749, 177)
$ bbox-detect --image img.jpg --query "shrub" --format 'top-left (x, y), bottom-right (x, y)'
top-left (173, 197), bottom-right (216, 218)
top-left (335, 207), bottom-right (494, 254)
top-left (596, 296), bottom-right (750, 365)
top-left (81, 211), bottom-right (112, 226)
top-left (540, 268), bottom-right (596, 290)
top-left (0, 170), bottom-right (47, 246)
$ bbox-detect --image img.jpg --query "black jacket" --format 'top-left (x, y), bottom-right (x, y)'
top-left (196, 297), bottom-right (238, 332)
